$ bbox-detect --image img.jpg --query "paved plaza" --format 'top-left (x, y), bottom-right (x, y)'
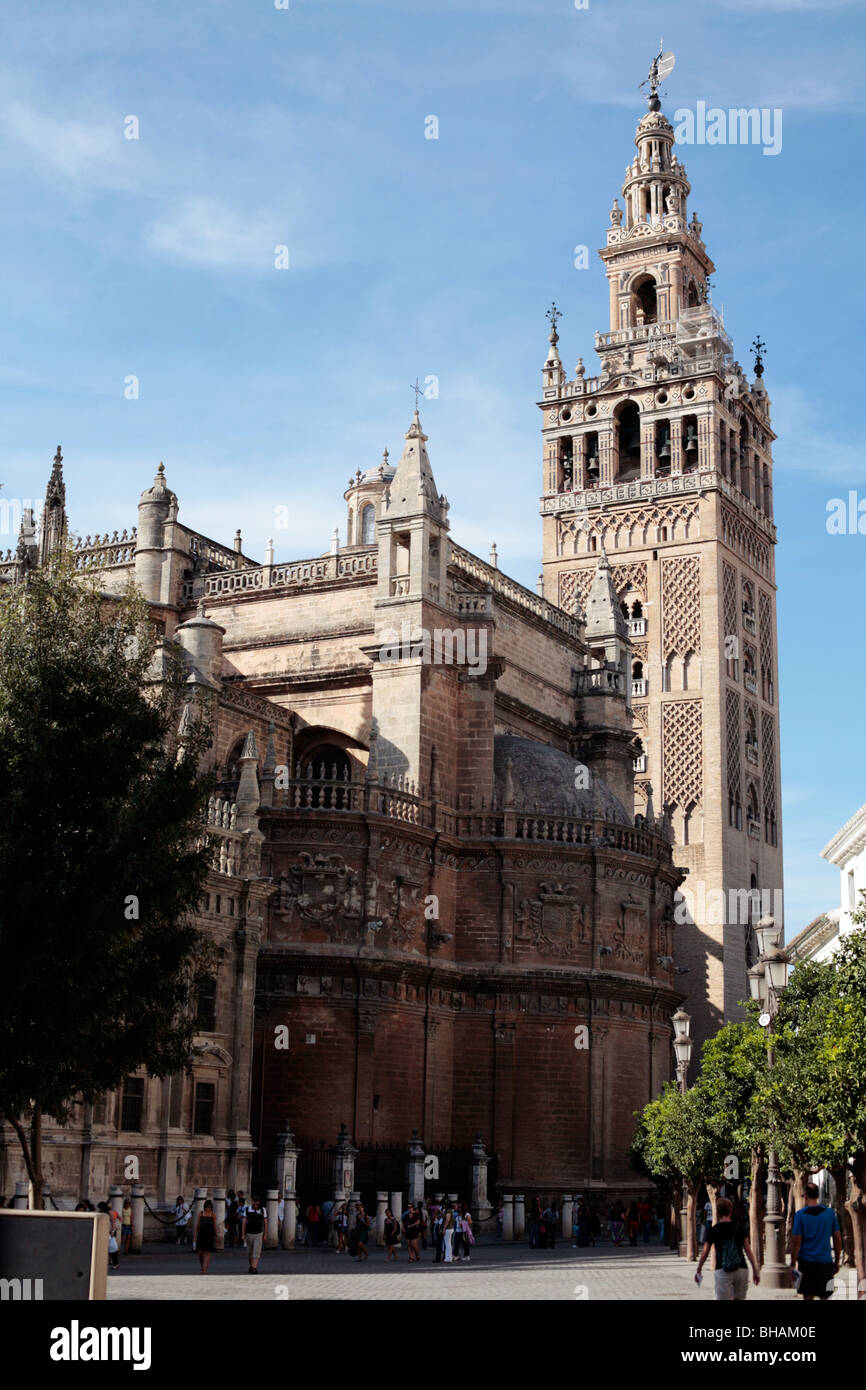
top-left (106, 1239), bottom-right (800, 1302)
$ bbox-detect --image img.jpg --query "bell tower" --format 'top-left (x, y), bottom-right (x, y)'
top-left (539, 65), bottom-right (783, 1050)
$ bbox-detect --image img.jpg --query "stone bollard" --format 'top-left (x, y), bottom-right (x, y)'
top-left (13, 1181), bottom-right (29, 1209)
top-left (375, 1191), bottom-right (388, 1247)
top-left (502, 1193), bottom-right (514, 1241)
top-left (514, 1194), bottom-right (525, 1239)
top-left (108, 1183), bottom-right (123, 1215)
top-left (131, 1184), bottom-right (145, 1254)
top-left (192, 1186), bottom-right (207, 1241)
top-left (265, 1189), bottom-right (279, 1248)
top-left (561, 1194), bottom-right (573, 1241)
top-left (213, 1188), bottom-right (226, 1251)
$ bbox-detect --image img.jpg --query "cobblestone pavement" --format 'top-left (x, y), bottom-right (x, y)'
top-left (106, 1240), bottom-right (800, 1301)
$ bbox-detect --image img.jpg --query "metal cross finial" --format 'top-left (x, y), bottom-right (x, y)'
top-left (410, 378), bottom-right (423, 410)
top-left (546, 301), bottom-right (561, 342)
top-left (751, 336), bottom-right (766, 377)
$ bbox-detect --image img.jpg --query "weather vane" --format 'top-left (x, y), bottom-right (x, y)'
top-left (410, 377), bottom-right (423, 409)
top-left (546, 301), bottom-right (562, 342)
top-left (640, 41), bottom-right (675, 109)
top-left (751, 336), bottom-right (766, 377)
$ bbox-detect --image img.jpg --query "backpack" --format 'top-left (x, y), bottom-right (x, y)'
top-left (719, 1231), bottom-right (744, 1272)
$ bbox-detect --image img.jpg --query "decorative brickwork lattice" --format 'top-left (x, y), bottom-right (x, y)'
top-left (759, 590), bottom-right (774, 704)
top-left (662, 699), bottom-right (703, 809)
top-left (559, 560), bottom-right (648, 616)
top-left (661, 555), bottom-right (701, 658)
top-left (726, 689), bottom-right (741, 799)
top-left (761, 711), bottom-right (776, 820)
top-left (559, 567), bottom-right (594, 615)
top-left (721, 505), bottom-right (770, 576)
top-left (722, 562), bottom-right (738, 646)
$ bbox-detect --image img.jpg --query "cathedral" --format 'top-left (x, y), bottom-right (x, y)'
top-left (0, 81), bottom-right (780, 1215)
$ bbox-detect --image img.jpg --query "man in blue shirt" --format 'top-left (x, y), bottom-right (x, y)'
top-left (790, 1182), bottom-right (842, 1300)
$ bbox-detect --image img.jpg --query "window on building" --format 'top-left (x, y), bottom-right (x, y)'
top-left (169, 1072), bottom-right (184, 1129)
top-left (361, 504), bottom-right (375, 545)
top-left (120, 1076), bottom-right (145, 1132)
top-left (193, 1082), bottom-right (216, 1136)
top-left (195, 977), bottom-right (217, 1032)
top-left (632, 275), bottom-right (657, 324)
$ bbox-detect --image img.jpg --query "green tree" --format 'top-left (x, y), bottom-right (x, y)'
top-left (0, 563), bottom-right (214, 1204)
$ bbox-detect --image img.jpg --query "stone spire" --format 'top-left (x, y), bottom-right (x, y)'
top-left (382, 411), bottom-right (447, 523)
top-left (584, 542), bottom-right (628, 645)
top-left (38, 445), bottom-right (68, 567)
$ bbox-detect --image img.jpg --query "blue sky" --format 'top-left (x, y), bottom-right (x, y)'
top-left (0, 0), bottom-right (863, 929)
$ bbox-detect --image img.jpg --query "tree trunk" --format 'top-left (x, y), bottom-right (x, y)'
top-left (670, 1191), bottom-right (679, 1250)
top-left (5, 1107), bottom-right (44, 1205)
top-left (785, 1171), bottom-right (806, 1257)
top-left (31, 1107), bottom-right (44, 1210)
top-left (706, 1180), bottom-right (719, 1226)
top-left (831, 1163), bottom-right (855, 1268)
top-left (686, 1184), bottom-right (698, 1262)
top-left (750, 1147), bottom-right (765, 1266)
top-left (844, 1150), bottom-right (866, 1301)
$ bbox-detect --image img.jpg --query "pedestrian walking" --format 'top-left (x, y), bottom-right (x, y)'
top-left (194, 1198), bottom-right (217, 1274)
top-left (543, 1204), bottom-right (557, 1249)
top-left (235, 1191), bottom-right (248, 1248)
top-left (243, 1194), bottom-right (267, 1273)
top-left (695, 1197), bottom-right (760, 1300)
top-left (355, 1204), bottom-right (371, 1261)
top-left (433, 1207), bottom-right (445, 1262)
top-left (121, 1196), bottom-right (133, 1256)
top-left (609, 1200), bottom-right (625, 1246)
top-left (174, 1194), bottom-right (191, 1245)
top-left (626, 1200), bottom-right (640, 1247)
top-left (790, 1182), bottom-right (842, 1301)
top-left (528, 1197), bottom-right (543, 1249)
top-left (417, 1201), bottom-right (428, 1250)
top-left (638, 1196), bottom-right (653, 1244)
top-left (335, 1202), bottom-right (349, 1253)
top-left (403, 1204), bottom-right (421, 1262)
top-left (98, 1202), bottom-right (120, 1271)
top-left (305, 1201), bottom-right (321, 1247)
top-left (655, 1197), bottom-right (666, 1245)
top-left (225, 1189), bottom-right (238, 1248)
top-left (460, 1205), bottom-right (474, 1261)
top-left (384, 1207), bottom-right (401, 1261)
top-left (442, 1205), bottom-right (455, 1263)
top-left (277, 1195), bottom-right (285, 1243)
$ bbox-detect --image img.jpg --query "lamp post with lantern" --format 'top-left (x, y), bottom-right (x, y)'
top-left (672, 1007), bottom-right (693, 1257)
top-left (747, 914), bottom-right (791, 1290)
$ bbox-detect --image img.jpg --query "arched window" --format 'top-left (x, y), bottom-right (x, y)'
top-left (681, 415), bottom-right (699, 472)
top-left (632, 275), bottom-right (657, 325)
top-left (361, 504), bottom-right (376, 545)
top-left (632, 660), bottom-right (643, 680)
top-left (615, 400), bottom-right (641, 480)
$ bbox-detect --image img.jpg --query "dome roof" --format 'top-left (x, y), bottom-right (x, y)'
top-left (493, 734), bottom-right (631, 824)
top-left (360, 462), bottom-right (395, 484)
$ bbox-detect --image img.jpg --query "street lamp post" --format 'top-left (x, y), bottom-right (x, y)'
top-left (750, 915), bottom-right (791, 1290)
top-left (672, 1008), bottom-right (693, 1258)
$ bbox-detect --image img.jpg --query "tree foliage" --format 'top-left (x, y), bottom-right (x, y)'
top-left (0, 563), bottom-right (215, 1186)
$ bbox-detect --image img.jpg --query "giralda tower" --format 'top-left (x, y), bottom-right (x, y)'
top-left (538, 68), bottom-right (783, 1050)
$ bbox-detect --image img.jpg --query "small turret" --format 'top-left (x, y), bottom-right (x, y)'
top-left (135, 463), bottom-right (176, 602)
top-left (175, 599), bottom-right (225, 689)
top-left (38, 446), bottom-right (68, 567)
